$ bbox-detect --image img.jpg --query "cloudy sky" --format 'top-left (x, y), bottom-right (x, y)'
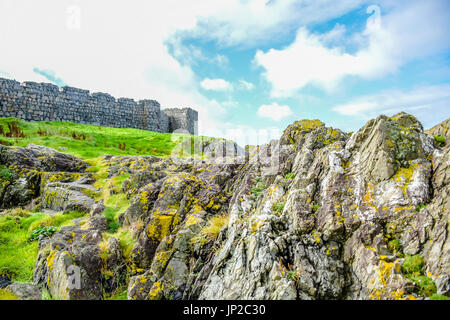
top-left (0, 0), bottom-right (449, 146)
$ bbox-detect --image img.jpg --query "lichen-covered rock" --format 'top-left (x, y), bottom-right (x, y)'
top-left (426, 118), bottom-right (450, 147)
top-left (5, 282), bottom-right (41, 300)
top-left (181, 114), bottom-right (446, 300)
top-left (19, 114), bottom-right (450, 300)
top-left (33, 225), bottom-right (104, 300)
top-left (32, 213), bottom-right (128, 300)
top-left (40, 180), bottom-right (99, 213)
top-left (0, 144), bottom-right (88, 172)
top-left (0, 144), bottom-right (88, 209)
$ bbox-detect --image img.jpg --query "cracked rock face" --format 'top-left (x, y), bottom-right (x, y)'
top-left (121, 113), bottom-right (449, 300)
top-left (4, 113), bottom-right (447, 300)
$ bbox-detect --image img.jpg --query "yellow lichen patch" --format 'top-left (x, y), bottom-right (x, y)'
top-left (386, 139), bottom-right (394, 148)
top-left (296, 119), bottom-right (324, 131)
top-left (148, 282), bottom-right (164, 300)
top-left (249, 218), bottom-right (264, 234)
top-left (46, 249), bottom-right (58, 271)
top-left (140, 190), bottom-right (150, 212)
top-left (370, 260), bottom-right (393, 299)
top-left (138, 274), bottom-right (148, 284)
top-left (154, 250), bottom-right (172, 270)
top-left (363, 183), bottom-right (375, 208)
top-left (369, 259), bottom-right (410, 300)
top-left (146, 207), bottom-right (179, 242)
top-left (184, 205), bottom-right (205, 228)
top-left (393, 205), bottom-right (414, 213)
top-left (342, 160), bottom-right (352, 170)
top-left (390, 163), bottom-right (419, 196)
top-left (0, 289), bottom-right (18, 300)
top-left (311, 229), bottom-right (321, 244)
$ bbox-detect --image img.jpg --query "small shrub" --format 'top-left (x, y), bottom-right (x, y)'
top-left (29, 225), bottom-right (57, 242)
top-left (401, 254), bottom-right (437, 297)
top-left (312, 204), bottom-right (320, 212)
top-left (402, 254), bottom-right (424, 277)
top-left (0, 167), bottom-right (13, 181)
top-left (191, 214), bottom-right (229, 248)
top-left (434, 135), bottom-right (445, 147)
top-left (3, 122), bottom-right (25, 138)
top-left (201, 214), bottom-right (229, 241)
top-left (286, 270), bottom-right (300, 282)
top-left (272, 202), bottom-right (285, 215)
top-left (388, 239), bottom-right (402, 255)
top-left (409, 276), bottom-right (437, 297)
top-left (71, 131), bottom-right (86, 140)
top-left (118, 142), bottom-right (126, 151)
top-left (251, 181), bottom-right (266, 199)
top-left (277, 259), bottom-right (300, 284)
top-left (285, 173), bottom-right (295, 180)
top-left (103, 208), bottom-right (119, 233)
top-left (415, 203), bottom-right (427, 212)
top-left (37, 128), bottom-right (47, 136)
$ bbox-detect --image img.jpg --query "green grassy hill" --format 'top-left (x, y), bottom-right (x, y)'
top-left (0, 117), bottom-right (197, 159)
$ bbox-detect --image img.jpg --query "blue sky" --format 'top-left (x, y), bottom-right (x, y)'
top-left (0, 0), bottom-right (449, 146)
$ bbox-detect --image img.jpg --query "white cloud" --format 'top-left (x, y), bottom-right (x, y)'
top-left (258, 103), bottom-right (293, 121)
top-left (200, 79), bottom-right (254, 92)
top-left (238, 80), bottom-right (255, 91)
top-left (254, 1), bottom-right (450, 97)
top-left (200, 78), bottom-right (232, 91)
top-left (182, 0), bottom-right (370, 47)
top-left (168, 37), bottom-right (229, 68)
top-left (1, 0), bottom-right (447, 145)
top-left (1, 0), bottom-right (308, 143)
top-left (0, 0), bottom-right (233, 139)
top-left (331, 84), bottom-right (450, 128)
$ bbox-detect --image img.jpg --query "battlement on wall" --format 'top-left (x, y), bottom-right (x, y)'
top-left (0, 77), bottom-right (198, 135)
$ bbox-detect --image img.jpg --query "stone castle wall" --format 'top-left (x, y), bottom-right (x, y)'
top-left (0, 77), bottom-right (198, 134)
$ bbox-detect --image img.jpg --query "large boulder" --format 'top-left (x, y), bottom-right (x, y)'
top-left (40, 180), bottom-right (99, 213)
top-left (5, 282), bottom-right (41, 300)
top-left (0, 144), bottom-right (87, 172)
top-left (0, 144), bottom-right (88, 209)
top-left (33, 215), bottom-right (126, 300)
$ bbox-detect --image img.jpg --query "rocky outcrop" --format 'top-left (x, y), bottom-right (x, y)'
top-left (426, 118), bottom-right (450, 147)
top-left (4, 282), bottom-right (41, 300)
top-left (122, 113), bottom-right (449, 300)
top-left (2, 112), bottom-right (447, 301)
top-left (0, 144), bottom-right (88, 209)
top-left (32, 213), bottom-right (121, 300)
top-left (40, 179), bottom-right (99, 213)
top-left (0, 144), bottom-right (87, 172)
